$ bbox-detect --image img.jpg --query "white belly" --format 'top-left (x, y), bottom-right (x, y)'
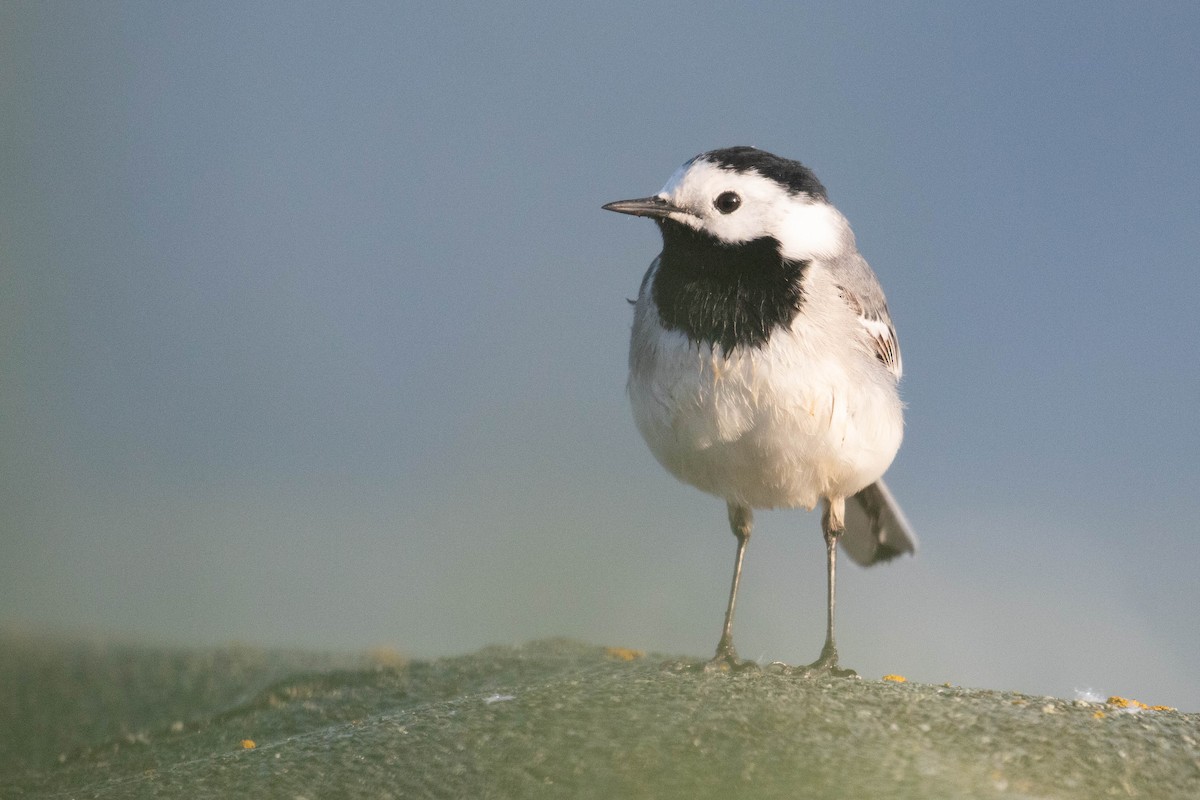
top-left (628, 317), bottom-right (903, 510)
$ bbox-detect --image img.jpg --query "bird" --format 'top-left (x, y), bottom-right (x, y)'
top-left (603, 146), bottom-right (916, 676)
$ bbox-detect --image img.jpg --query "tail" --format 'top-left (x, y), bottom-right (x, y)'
top-left (839, 479), bottom-right (917, 567)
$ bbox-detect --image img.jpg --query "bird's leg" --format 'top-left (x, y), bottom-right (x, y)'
top-left (799, 496), bottom-right (857, 678)
top-left (705, 503), bottom-right (755, 672)
top-left (660, 503), bottom-right (759, 674)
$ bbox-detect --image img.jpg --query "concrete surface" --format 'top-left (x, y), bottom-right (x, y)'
top-left (3, 635), bottom-right (1197, 799)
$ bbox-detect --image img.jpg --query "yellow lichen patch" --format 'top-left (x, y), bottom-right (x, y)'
top-left (366, 646), bottom-right (408, 669)
top-left (1107, 696), bottom-right (1149, 710)
top-left (1093, 711), bottom-right (1106, 719)
top-left (1106, 697), bottom-right (1175, 712)
top-left (882, 674), bottom-right (906, 683)
top-left (240, 739), bottom-right (256, 750)
top-left (605, 646), bottom-right (645, 661)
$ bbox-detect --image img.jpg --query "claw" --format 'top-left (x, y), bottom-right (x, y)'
top-left (770, 641), bottom-right (859, 679)
top-left (659, 652), bottom-right (760, 674)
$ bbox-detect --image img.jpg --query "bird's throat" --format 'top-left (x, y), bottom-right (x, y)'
top-left (651, 220), bottom-right (806, 352)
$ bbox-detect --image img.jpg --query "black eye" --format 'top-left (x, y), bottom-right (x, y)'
top-left (714, 191), bottom-right (741, 214)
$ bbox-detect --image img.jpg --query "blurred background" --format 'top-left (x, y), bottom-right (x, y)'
top-left (3, 2), bottom-right (1198, 710)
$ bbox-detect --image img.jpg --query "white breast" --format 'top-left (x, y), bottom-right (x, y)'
top-left (627, 264), bottom-right (903, 510)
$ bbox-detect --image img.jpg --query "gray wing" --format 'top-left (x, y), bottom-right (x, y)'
top-left (840, 479), bottom-right (917, 566)
top-left (834, 254), bottom-right (903, 380)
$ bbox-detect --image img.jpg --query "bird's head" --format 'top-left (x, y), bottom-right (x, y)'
top-left (603, 146), bottom-right (850, 260)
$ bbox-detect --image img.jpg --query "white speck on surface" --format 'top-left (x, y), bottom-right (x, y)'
top-left (485, 693), bottom-right (516, 705)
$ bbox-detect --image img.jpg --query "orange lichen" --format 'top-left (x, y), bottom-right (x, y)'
top-left (365, 646), bottom-right (408, 669)
top-left (1107, 696), bottom-right (1149, 710)
top-left (882, 674), bottom-right (906, 683)
top-left (240, 739), bottom-right (256, 750)
top-left (605, 646), bottom-right (645, 661)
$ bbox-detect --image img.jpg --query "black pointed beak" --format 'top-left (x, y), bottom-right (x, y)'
top-left (602, 195), bottom-right (682, 219)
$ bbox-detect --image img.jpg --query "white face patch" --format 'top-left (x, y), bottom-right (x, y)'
top-left (655, 158), bottom-right (848, 260)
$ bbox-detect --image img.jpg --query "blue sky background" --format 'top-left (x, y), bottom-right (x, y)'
top-left (3, 2), bottom-right (1199, 709)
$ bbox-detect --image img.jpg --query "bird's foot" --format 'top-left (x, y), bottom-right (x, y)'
top-left (703, 651), bottom-right (760, 674)
top-left (797, 658), bottom-right (859, 679)
top-left (660, 646), bottom-right (759, 674)
top-left (767, 644), bottom-right (859, 679)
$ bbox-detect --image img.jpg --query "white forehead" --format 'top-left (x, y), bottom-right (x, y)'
top-left (655, 157), bottom-right (845, 258)
top-left (659, 159), bottom-right (788, 214)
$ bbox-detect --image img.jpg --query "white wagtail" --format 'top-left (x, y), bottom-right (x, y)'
top-left (603, 146), bottom-right (915, 675)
